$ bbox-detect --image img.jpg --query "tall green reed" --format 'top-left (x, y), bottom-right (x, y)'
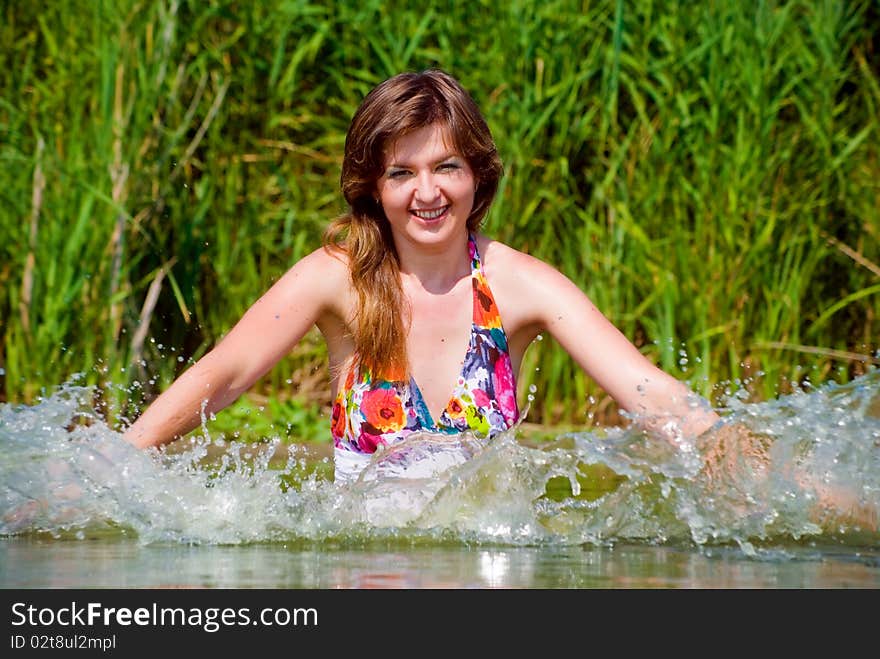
top-left (1, 0), bottom-right (877, 435)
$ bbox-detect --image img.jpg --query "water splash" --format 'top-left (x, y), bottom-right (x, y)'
top-left (1, 372), bottom-right (878, 553)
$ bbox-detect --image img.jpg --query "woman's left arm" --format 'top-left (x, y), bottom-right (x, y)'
top-left (505, 249), bottom-right (720, 440)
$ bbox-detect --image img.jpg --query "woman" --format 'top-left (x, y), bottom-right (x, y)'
top-left (123, 69), bottom-right (720, 484)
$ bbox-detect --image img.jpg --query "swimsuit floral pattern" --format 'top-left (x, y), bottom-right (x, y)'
top-left (332, 234), bottom-right (519, 454)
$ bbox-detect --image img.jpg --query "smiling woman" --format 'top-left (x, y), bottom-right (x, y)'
top-left (378, 125), bottom-right (476, 238)
top-left (123, 68), bottom-right (721, 484)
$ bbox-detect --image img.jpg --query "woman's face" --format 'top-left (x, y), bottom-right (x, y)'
top-left (376, 123), bottom-right (476, 248)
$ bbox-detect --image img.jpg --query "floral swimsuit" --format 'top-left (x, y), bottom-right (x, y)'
top-left (331, 233), bottom-right (519, 469)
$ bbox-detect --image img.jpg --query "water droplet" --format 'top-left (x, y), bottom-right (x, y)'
top-left (528, 384), bottom-right (537, 394)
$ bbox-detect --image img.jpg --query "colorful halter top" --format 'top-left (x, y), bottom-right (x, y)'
top-left (331, 234), bottom-right (519, 455)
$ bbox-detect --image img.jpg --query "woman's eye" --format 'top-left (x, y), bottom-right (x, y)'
top-left (438, 163), bottom-right (459, 172)
top-left (387, 170), bottom-right (408, 179)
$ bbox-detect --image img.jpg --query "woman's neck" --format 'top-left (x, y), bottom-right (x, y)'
top-left (394, 230), bottom-right (472, 293)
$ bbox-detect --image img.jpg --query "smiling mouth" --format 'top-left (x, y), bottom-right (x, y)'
top-left (409, 205), bottom-right (450, 221)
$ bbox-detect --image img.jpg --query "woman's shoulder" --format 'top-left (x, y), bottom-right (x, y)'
top-left (290, 243), bottom-right (350, 276)
top-left (474, 233), bottom-right (581, 326)
top-left (474, 233), bottom-right (559, 281)
top-left (268, 243), bottom-right (351, 303)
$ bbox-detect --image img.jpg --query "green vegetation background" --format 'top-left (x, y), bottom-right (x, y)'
top-left (1, 0), bottom-right (878, 443)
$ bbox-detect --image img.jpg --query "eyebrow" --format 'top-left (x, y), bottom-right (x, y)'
top-left (385, 153), bottom-right (461, 169)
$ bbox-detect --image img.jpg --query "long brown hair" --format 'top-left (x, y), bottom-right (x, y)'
top-left (324, 69), bottom-right (503, 377)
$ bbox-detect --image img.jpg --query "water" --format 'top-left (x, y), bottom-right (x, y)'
top-left (2, 370), bottom-right (879, 588)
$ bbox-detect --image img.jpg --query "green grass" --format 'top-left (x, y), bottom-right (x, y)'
top-left (1, 0), bottom-right (878, 439)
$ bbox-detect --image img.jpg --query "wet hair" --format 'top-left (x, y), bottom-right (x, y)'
top-left (324, 69), bottom-right (503, 376)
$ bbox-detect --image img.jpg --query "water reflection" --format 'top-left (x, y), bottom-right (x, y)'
top-left (1, 538), bottom-right (877, 588)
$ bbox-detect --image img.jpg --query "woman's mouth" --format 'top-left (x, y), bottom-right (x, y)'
top-left (409, 205), bottom-right (450, 221)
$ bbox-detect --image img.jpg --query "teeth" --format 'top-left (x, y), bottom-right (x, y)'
top-left (411, 206), bottom-right (448, 220)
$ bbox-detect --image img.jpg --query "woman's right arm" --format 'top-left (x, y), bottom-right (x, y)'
top-left (124, 247), bottom-right (344, 449)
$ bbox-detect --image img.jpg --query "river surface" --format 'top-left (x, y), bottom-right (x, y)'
top-left (2, 370), bottom-right (879, 588)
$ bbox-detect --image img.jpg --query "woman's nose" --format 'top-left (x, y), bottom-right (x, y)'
top-left (414, 171), bottom-right (439, 202)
